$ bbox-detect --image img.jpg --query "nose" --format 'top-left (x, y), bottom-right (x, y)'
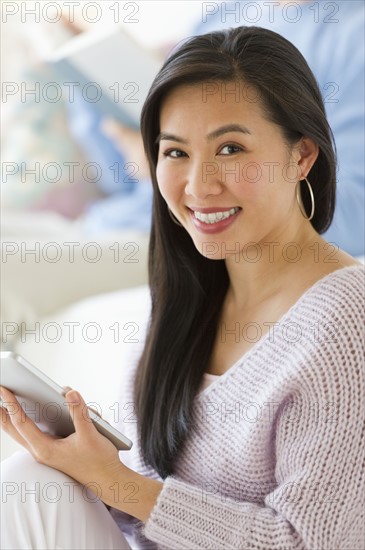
top-left (184, 160), bottom-right (223, 199)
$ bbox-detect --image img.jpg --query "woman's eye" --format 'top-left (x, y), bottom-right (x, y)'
top-left (219, 144), bottom-right (243, 155)
top-left (163, 149), bottom-right (187, 158)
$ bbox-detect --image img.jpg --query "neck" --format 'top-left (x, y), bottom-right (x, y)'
top-left (224, 219), bottom-right (321, 310)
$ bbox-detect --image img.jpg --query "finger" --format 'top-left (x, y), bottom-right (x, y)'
top-left (0, 387), bottom-right (49, 449)
top-left (0, 387), bottom-right (27, 425)
top-left (65, 390), bottom-right (97, 436)
top-left (1, 406), bottom-right (32, 451)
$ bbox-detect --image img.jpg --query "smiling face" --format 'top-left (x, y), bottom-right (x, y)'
top-left (156, 82), bottom-right (313, 260)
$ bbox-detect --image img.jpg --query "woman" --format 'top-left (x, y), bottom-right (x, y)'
top-left (1, 27), bottom-right (364, 550)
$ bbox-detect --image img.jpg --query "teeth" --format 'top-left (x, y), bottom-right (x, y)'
top-left (194, 207), bottom-right (239, 224)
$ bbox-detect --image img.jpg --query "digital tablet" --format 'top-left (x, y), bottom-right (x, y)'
top-left (0, 351), bottom-right (132, 451)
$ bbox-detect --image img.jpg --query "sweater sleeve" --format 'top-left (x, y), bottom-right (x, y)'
top-left (142, 292), bottom-right (365, 549)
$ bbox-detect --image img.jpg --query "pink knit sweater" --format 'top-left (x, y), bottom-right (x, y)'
top-left (112, 264), bottom-right (365, 549)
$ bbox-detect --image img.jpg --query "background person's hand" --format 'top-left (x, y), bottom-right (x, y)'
top-left (59, 15), bottom-right (84, 36)
top-left (101, 118), bottom-right (151, 180)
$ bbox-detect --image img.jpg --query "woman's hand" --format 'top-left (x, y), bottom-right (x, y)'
top-left (0, 386), bottom-right (163, 521)
top-left (0, 386), bottom-right (127, 500)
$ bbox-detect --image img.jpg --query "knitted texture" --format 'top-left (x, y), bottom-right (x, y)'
top-left (113, 265), bottom-right (365, 550)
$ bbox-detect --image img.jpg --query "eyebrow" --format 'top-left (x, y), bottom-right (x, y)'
top-left (155, 123), bottom-right (252, 145)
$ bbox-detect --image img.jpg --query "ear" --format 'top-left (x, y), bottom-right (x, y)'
top-left (292, 137), bottom-right (319, 178)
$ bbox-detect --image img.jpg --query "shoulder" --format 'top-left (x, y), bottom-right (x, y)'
top-left (279, 262), bottom-right (365, 375)
top-left (293, 264), bottom-right (364, 385)
top-left (268, 265), bottom-right (365, 419)
top-left (312, 262), bottom-right (364, 300)
top-left (303, 263), bottom-right (364, 325)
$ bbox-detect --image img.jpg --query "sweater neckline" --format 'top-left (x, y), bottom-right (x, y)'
top-left (198, 263), bottom-right (363, 397)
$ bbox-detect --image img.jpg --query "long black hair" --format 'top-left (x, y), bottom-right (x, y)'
top-left (134, 26), bottom-right (337, 479)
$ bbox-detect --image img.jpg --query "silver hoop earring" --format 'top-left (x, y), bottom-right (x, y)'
top-left (296, 177), bottom-right (315, 221)
top-left (167, 207), bottom-right (183, 227)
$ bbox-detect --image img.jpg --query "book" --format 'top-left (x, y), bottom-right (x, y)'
top-left (47, 26), bottom-right (163, 128)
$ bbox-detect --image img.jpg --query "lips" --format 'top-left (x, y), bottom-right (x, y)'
top-left (188, 206), bottom-right (242, 234)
